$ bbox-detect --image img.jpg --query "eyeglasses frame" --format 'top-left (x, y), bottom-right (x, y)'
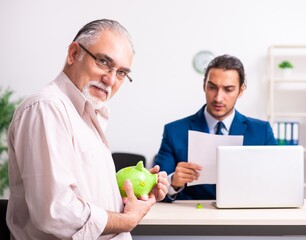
top-left (78, 43), bottom-right (133, 82)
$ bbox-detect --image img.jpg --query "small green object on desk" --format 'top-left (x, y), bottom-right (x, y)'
top-left (196, 203), bottom-right (203, 209)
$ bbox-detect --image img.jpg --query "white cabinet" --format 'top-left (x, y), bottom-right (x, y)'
top-left (268, 45), bottom-right (306, 147)
top-left (268, 45), bottom-right (306, 185)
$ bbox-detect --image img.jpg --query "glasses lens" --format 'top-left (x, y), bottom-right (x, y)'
top-left (95, 58), bottom-right (110, 70)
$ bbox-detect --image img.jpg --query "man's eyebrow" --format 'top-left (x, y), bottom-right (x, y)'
top-left (207, 80), bottom-right (217, 86)
top-left (96, 53), bottom-right (114, 63)
top-left (207, 80), bottom-right (235, 88)
top-left (223, 84), bottom-right (236, 88)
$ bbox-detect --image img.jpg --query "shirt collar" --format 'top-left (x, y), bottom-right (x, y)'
top-left (204, 106), bottom-right (235, 134)
top-left (54, 72), bottom-right (109, 120)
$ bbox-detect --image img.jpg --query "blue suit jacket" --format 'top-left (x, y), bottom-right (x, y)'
top-left (154, 105), bottom-right (277, 202)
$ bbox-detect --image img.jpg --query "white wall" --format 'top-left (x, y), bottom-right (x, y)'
top-left (1, 0), bottom-right (306, 167)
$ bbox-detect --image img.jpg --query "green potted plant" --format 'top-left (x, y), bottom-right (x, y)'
top-left (278, 60), bottom-right (294, 79)
top-left (0, 88), bottom-right (20, 196)
top-left (278, 60), bottom-right (294, 69)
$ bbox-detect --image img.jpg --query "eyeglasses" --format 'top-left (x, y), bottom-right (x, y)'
top-left (78, 43), bottom-right (133, 82)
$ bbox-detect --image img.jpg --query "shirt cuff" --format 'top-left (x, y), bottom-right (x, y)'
top-left (167, 173), bottom-right (184, 196)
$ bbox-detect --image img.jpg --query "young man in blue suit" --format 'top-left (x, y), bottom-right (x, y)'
top-left (154, 54), bottom-right (277, 202)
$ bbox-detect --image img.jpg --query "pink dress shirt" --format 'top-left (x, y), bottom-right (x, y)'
top-left (7, 72), bottom-right (131, 240)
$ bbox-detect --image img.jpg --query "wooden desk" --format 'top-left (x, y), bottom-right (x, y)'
top-left (132, 200), bottom-right (306, 236)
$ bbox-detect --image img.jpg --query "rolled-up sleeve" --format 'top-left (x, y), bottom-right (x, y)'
top-left (72, 204), bottom-right (108, 240)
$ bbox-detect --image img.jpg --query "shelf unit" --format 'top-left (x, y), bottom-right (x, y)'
top-left (268, 45), bottom-right (306, 139)
top-left (268, 45), bottom-right (306, 185)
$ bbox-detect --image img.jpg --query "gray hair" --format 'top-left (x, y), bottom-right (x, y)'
top-left (73, 19), bottom-right (135, 53)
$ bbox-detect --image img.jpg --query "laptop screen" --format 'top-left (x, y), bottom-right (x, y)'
top-left (216, 145), bottom-right (304, 208)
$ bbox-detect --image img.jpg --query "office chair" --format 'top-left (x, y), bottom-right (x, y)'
top-left (112, 152), bottom-right (146, 172)
top-left (0, 199), bottom-right (10, 239)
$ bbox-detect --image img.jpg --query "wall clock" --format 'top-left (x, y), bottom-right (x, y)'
top-left (192, 50), bottom-right (215, 74)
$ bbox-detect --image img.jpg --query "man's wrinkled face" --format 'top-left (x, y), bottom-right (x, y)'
top-left (67, 30), bottom-right (133, 109)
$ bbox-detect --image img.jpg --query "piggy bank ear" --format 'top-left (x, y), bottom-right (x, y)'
top-left (135, 161), bottom-right (144, 171)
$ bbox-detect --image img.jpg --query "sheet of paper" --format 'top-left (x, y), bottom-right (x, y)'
top-left (187, 130), bottom-right (243, 186)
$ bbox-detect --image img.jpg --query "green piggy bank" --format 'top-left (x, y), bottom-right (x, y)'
top-left (116, 161), bottom-right (158, 199)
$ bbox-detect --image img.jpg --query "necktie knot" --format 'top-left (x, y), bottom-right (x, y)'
top-left (216, 121), bottom-right (225, 135)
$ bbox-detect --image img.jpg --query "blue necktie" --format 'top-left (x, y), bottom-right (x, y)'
top-left (216, 121), bottom-right (225, 135)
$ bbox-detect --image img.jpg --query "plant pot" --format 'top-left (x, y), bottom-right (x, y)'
top-left (280, 68), bottom-right (293, 79)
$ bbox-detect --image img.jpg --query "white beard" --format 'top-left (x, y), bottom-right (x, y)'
top-left (82, 81), bottom-right (111, 110)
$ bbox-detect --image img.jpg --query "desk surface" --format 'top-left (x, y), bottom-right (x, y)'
top-left (132, 200), bottom-right (306, 236)
top-left (140, 200), bottom-right (306, 225)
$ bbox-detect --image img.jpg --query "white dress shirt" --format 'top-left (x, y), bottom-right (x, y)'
top-left (204, 107), bottom-right (235, 135)
top-left (7, 72), bottom-right (131, 240)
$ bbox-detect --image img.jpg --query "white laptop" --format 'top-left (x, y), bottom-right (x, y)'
top-left (215, 145), bottom-right (304, 209)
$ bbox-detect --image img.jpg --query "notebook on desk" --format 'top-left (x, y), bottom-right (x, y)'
top-left (215, 145), bottom-right (304, 209)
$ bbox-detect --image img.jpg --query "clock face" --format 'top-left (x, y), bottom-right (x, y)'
top-left (192, 50), bottom-right (215, 74)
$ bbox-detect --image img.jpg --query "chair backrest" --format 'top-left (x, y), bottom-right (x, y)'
top-left (112, 152), bottom-right (146, 172)
top-left (0, 199), bottom-right (10, 239)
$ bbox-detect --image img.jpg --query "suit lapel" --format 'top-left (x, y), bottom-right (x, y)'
top-left (229, 110), bottom-right (247, 135)
top-left (190, 105), bottom-right (210, 133)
